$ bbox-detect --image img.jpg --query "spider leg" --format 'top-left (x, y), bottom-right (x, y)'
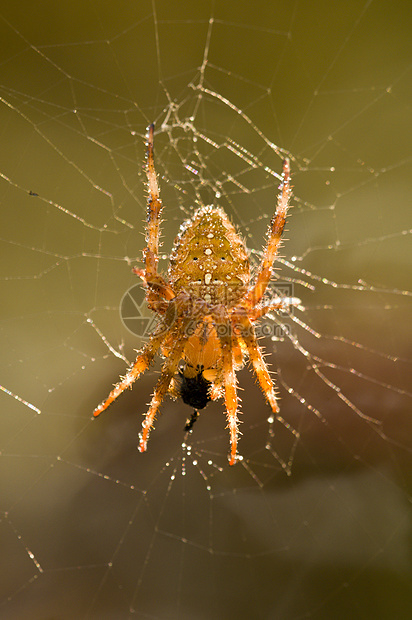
top-left (93, 326), bottom-right (167, 417)
top-left (244, 159), bottom-right (291, 307)
top-left (215, 316), bottom-right (240, 465)
top-left (249, 296), bottom-right (301, 321)
top-left (135, 124), bottom-right (175, 306)
top-left (93, 294), bottom-right (186, 417)
top-left (139, 319), bottom-right (191, 452)
top-left (235, 314), bottom-right (280, 415)
top-left (144, 123), bottom-right (164, 282)
top-left (133, 267), bottom-right (175, 302)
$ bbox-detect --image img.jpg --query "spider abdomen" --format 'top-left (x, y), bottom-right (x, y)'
top-left (168, 206), bottom-right (250, 306)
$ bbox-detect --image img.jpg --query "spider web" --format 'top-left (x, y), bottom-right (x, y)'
top-left (1, 1), bottom-right (411, 618)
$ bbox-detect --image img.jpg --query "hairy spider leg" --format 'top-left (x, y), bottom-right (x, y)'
top-left (236, 314), bottom-right (280, 414)
top-left (249, 302), bottom-right (285, 321)
top-left (141, 124), bottom-right (175, 299)
top-left (139, 318), bottom-right (192, 452)
top-left (245, 158), bottom-right (291, 307)
top-left (231, 330), bottom-right (245, 368)
top-left (251, 297), bottom-right (301, 320)
top-left (93, 300), bottom-right (181, 417)
top-left (133, 267), bottom-right (174, 303)
top-left (238, 315), bottom-right (299, 439)
top-left (216, 316), bottom-right (240, 465)
top-left (144, 123), bottom-right (162, 278)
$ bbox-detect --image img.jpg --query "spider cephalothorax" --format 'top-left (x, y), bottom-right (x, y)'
top-left (94, 123), bottom-right (293, 465)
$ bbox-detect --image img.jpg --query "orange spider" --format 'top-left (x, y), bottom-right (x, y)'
top-left (94, 124), bottom-right (292, 465)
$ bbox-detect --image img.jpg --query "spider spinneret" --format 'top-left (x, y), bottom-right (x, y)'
top-left (93, 123), bottom-right (293, 465)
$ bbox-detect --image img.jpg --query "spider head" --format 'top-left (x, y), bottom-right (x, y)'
top-left (177, 366), bottom-right (212, 410)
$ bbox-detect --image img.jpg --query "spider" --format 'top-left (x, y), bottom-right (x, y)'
top-left (93, 123), bottom-right (292, 465)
